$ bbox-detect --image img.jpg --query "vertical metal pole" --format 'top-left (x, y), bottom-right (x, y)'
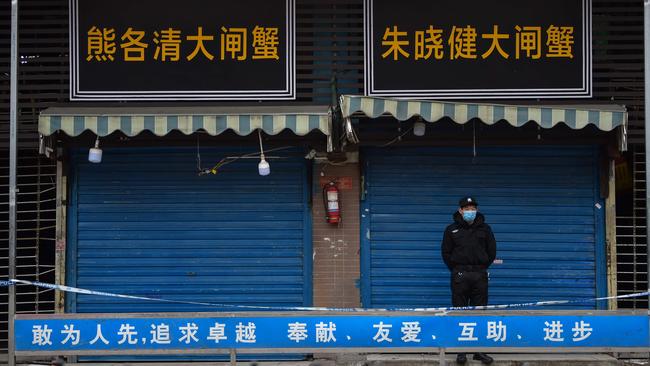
top-left (643, 0), bottom-right (650, 310)
top-left (9, 0), bottom-right (19, 365)
top-left (229, 349), bottom-right (237, 366)
top-left (438, 348), bottom-right (447, 366)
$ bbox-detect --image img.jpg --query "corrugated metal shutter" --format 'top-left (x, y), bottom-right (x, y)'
top-left (67, 147), bottom-right (311, 313)
top-left (361, 146), bottom-right (605, 310)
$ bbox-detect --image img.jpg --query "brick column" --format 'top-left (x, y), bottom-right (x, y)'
top-left (311, 162), bottom-right (361, 308)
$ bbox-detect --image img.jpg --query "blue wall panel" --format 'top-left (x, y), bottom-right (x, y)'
top-left (361, 146), bottom-right (604, 310)
top-left (67, 147), bottom-right (311, 313)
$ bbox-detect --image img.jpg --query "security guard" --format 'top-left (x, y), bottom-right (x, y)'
top-left (441, 196), bottom-right (496, 365)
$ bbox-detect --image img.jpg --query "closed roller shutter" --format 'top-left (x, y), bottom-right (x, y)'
top-left (361, 146), bottom-right (605, 310)
top-left (67, 147), bottom-right (312, 313)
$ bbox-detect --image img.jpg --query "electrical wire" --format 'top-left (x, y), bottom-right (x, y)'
top-left (258, 129), bottom-right (265, 155)
top-left (196, 134), bottom-right (202, 172)
top-left (206, 146), bottom-right (293, 174)
top-left (195, 129), bottom-right (294, 175)
top-left (473, 120), bottom-right (477, 158)
top-left (320, 160), bottom-right (348, 176)
top-left (381, 126), bottom-right (414, 147)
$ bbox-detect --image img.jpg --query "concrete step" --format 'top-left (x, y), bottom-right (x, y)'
top-left (61, 363), bottom-right (314, 366)
top-left (23, 363), bottom-right (315, 366)
top-left (364, 353), bottom-right (620, 366)
top-left (15, 354), bottom-right (646, 366)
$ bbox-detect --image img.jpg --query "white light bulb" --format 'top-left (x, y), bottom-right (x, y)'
top-left (88, 139), bottom-right (102, 163)
top-left (258, 158), bottom-right (270, 176)
top-left (413, 121), bottom-right (426, 136)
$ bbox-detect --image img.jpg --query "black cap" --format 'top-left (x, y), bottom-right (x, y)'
top-left (459, 196), bottom-right (478, 208)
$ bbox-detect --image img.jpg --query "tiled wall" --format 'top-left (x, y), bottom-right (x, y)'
top-left (311, 162), bottom-right (361, 307)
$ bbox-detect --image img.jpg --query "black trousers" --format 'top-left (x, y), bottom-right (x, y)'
top-left (451, 270), bottom-right (488, 307)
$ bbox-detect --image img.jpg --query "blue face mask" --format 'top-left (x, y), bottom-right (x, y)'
top-left (462, 210), bottom-right (477, 222)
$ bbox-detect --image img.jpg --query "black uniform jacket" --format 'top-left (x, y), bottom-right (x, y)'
top-left (441, 211), bottom-right (497, 271)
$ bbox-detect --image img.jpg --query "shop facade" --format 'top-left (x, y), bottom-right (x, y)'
top-left (342, 96), bottom-right (626, 310)
top-left (39, 105), bottom-right (626, 316)
top-left (17, 0), bottom-right (636, 361)
top-left (39, 107), bottom-right (331, 315)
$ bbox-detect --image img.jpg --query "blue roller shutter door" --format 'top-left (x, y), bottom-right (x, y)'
top-left (67, 147), bottom-right (311, 313)
top-left (362, 146), bottom-right (605, 310)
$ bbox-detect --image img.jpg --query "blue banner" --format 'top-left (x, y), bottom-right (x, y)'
top-left (15, 314), bottom-right (649, 353)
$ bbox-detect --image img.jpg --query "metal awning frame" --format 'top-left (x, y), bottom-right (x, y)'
top-left (340, 95), bottom-right (628, 151)
top-left (38, 105), bottom-right (332, 137)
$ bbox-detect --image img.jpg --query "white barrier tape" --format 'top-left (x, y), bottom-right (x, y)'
top-left (5, 279), bottom-right (650, 313)
top-left (7, 279), bottom-right (357, 312)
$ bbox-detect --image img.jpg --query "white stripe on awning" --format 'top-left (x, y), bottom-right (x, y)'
top-left (341, 95), bottom-right (627, 132)
top-left (39, 106), bottom-right (331, 137)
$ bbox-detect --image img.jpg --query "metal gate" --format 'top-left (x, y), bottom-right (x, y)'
top-left (616, 144), bottom-right (648, 309)
top-left (0, 151), bottom-right (56, 358)
top-left (66, 147), bottom-right (312, 313)
top-left (361, 146), bottom-right (606, 310)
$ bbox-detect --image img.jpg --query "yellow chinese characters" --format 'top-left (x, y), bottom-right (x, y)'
top-left (448, 26), bottom-right (477, 60)
top-left (481, 25), bottom-right (509, 59)
top-left (120, 28), bottom-right (148, 61)
top-left (221, 27), bottom-right (247, 60)
top-left (153, 28), bottom-right (182, 61)
top-left (382, 26), bottom-right (409, 60)
top-left (252, 26), bottom-right (280, 60)
top-left (85, 25), bottom-right (282, 63)
top-left (414, 26), bottom-right (444, 60)
top-left (187, 26), bottom-right (215, 61)
top-left (379, 24), bottom-right (576, 62)
top-left (87, 26), bottom-right (116, 61)
top-left (515, 26), bottom-right (542, 59)
top-left (546, 25), bottom-right (574, 58)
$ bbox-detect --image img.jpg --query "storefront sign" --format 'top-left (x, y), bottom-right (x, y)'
top-left (70, 0), bottom-right (295, 100)
top-left (16, 314), bottom-right (648, 354)
top-left (365, 0), bottom-right (591, 99)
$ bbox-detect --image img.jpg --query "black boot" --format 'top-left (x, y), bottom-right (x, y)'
top-left (456, 353), bottom-right (467, 364)
top-left (473, 353), bottom-right (493, 364)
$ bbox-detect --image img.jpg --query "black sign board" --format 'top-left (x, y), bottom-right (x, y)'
top-left (365, 0), bottom-right (591, 99)
top-left (71, 0), bottom-right (295, 100)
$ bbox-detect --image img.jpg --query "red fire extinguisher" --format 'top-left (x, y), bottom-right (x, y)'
top-left (323, 181), bottom-right (341, 224)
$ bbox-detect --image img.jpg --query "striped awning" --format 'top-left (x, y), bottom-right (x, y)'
top-left (39, 106), bottom-right (331, 137)
top-left (341, 95), bottom-right (627, 132)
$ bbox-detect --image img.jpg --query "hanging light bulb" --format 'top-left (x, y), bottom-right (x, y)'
top-left (88, 137), bottom-right (102, 163)
top-left (257, 130), bottom-right (270, 176)
top-left (258, 154), bottom-right (270, 176)
top-left (413, 118), bottom-right (426, 136)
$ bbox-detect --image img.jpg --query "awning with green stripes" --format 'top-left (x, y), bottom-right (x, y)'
top-left (341, 95), bottom-right (627, 132)
top-left (39, 106), bottom-right (331, 137)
